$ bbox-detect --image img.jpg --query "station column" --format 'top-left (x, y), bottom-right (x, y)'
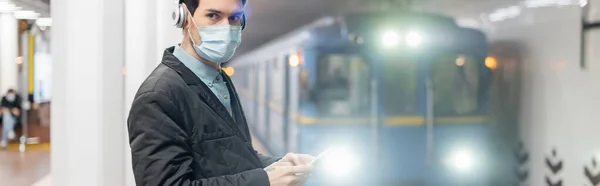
top-left (51, 0), bottom-right (126, 185)
top-left (0, 12), bottom-right (18, 93)
top-left (122, 0), bottom-right (182, 185)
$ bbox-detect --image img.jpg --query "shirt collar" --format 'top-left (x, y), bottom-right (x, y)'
top-left (173, 45), bottom-right (221, 84)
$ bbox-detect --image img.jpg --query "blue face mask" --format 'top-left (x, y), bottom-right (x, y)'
top-left (188, 20), bottom-right (242, 64)
top-left (5, 94), bottom-right (15, 102)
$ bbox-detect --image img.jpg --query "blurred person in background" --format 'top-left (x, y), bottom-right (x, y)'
top-left (127, 0), bottom-right (315, 185)
top-left (1, 89), bottom-right (21, 149)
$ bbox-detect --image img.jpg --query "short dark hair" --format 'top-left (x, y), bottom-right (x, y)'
top-left (180, 0), bottom-right (247, 15)
top-left (180, 0), bottom-right (199, 15)
top-left (7, 89), bottom-right (14, 93)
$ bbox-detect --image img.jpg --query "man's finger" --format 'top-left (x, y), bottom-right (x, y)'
top-left (299, 154), bottom-right (314, 165)
top-left (291, 155), bottom-right (306, 165)
top-left (284, 165), bottom-right (313, 174)
top-left (278, 161), bottom-right (294, 166)
top-left (270, 161), bottom-right (293, 167)
top-left (283, 154), bottom-right (304, 166)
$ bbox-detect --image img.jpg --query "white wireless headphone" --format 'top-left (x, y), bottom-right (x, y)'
top-left (173, 2), bottom-right (188, 28)
top-left (172, 1), bottom-right (247, 29)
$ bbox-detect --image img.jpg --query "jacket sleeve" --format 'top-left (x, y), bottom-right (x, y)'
top-left (256, 152), bottom-right (281, 168)
top-left (128, 92), bottom-right (270, 186)
top-left (0, 97), bottom-right (6, 107)
top-left (15, 96), bottom-right (22, 109)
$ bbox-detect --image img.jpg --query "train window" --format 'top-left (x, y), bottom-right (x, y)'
top-left (315, 54), bottom-right (370, 116)
top-left (431, 54), bottom-right (480, 115)
top-left (380, 56), bottom-right (419, 115)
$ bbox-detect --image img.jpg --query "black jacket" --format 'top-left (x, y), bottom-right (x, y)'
top-left (0, 95), bottom-right (22, 125)
top-left (128, 47), bottom-right (279, 186)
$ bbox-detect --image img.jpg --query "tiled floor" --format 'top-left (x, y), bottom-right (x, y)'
top-left (0, 148), bottom-right (50, 186)
top-left (1, 120), bottom-right (51, 186)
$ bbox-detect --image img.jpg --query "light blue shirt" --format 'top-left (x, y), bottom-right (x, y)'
top-left (173, 45), bottom-right (233, 115)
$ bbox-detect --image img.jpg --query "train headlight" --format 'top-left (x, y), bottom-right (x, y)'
top-left (320, 147), bottom-right (360, 179)
top-left (381, 30), bottom-right (401, 48)
top-left (446, 147), bottom-right (477, 173)
top-left (406, 31), bottom-right (423, 48)
top-left (380, 30), bottom-right (424, 48)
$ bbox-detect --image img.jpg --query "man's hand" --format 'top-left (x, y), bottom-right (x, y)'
top-left (11, 108), bottom-right (19, 116)
top-left (280, 153), bottom-right (315, 166)
top-left (265, 165), bottom-right (312, 186)
top-left (268, 161), bottom-right (293, 167)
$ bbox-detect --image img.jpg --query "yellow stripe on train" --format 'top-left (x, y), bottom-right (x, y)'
top-left (236, 88), bottom-right (490, 126)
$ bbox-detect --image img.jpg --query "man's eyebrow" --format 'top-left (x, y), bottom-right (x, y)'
top-left (205, 8), bottom-right (244, 16)
top-left (205, 9), bottom-right (223, 14)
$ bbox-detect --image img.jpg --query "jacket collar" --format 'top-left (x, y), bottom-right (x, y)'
top-left (221, 72), bottom-right (249, 140)
top-left (161, 47), bottom-right (249, 140)
top-left (172, 45), bottom-right (221, 86)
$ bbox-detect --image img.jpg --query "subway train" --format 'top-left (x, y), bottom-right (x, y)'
top-left (229, 12), bottom-right (504, 185)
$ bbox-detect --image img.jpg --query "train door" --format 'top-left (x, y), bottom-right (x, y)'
top-left (264, 60), bottom-right (271, 144)
top-left (287, 52), bottom-right (302, 154)
top-left (252, 63), bottom-right (260, 132)
top-left (375, 53), bottom-right (424, 185)
top-left (245, 65), bottom-right (255, 128)
top-left (256, 62), bottom-right (268, 140)
top-left (282, 55), bottom-right (291, 153)
top-left (427, 53), bottom-right (491, 185)
top-left (266, 56), bottom-right (285, 155)
top-left (268, 53), bottom-right (299, 155)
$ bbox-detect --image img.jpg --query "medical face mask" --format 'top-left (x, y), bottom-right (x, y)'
top-left (187, 18), bottom-right (242, 64)
top-left (5, 94), bottom-right (15, 102)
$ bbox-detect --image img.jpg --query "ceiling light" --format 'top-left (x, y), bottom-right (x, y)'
top-left (0, 1), bottom-right (20, 12)
top-left (14, 10), bottom-right (40, 19)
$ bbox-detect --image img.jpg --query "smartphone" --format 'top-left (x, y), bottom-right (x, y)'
top-left (309, 149), bottom-right (331, 167)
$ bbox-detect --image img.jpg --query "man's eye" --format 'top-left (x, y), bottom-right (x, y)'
top-left (229, 15), bottom-right (241, 22)
top-left (206, 13), bottom-right (219, 19)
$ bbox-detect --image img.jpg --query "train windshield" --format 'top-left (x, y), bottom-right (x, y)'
top-left (315, 54), bottom-right (371, 116)
top-left (431, 54), bottom-right (480, 115)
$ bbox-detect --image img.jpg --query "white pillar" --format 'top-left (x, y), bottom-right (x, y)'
top-left (122, 1), bottom-right (182, 184)
top-left (123, 0), bottom-right (153, 185)
top-left (0, 12), bottom-right (18, 93)
top-left (51, 0), bottom-right (125, 185)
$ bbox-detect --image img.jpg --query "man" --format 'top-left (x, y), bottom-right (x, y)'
top-left (0, 89), bottom-right (21, 149)
top-left (127, 0), bottom-right (315, 185)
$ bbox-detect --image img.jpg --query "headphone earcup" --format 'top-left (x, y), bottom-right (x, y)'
top-left (173, 4), bottom-right (187, 28)
top-left (241, 14), bottom-right (247, 30)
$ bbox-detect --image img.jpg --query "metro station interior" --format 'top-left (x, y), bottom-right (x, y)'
top-left (0, 0), bottom-right (599, 185)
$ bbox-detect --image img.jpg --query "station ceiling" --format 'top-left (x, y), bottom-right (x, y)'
top-left (10, 0), bottom-right (522, 55)
top-left (238, 0), bottom-right (520, 55)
